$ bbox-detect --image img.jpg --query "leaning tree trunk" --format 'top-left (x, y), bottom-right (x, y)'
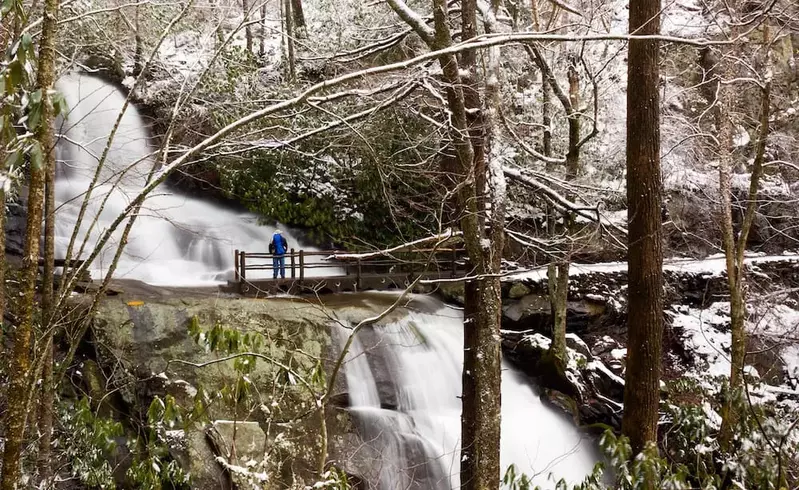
top-left (718, 67), bottom-right (771, 451)
top-left (621, 0), bottom-right (664, 456)
top-left (0, 0), bottom-right (59, 487)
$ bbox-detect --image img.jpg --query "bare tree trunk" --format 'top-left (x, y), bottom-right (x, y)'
top-left (290, 0), bottom-right (305, 37)
top-left (719, 77), bottom-right (771, 450)
top-left (547, 262), bottom-right (568, 361)
top-left (132, 2), bottom-right (144, 76)
top-left (385, 0), bottom-right (504, 486)
top-left (212, 0), bottom-right (225, 45)
top-left (621, 0), bottom-right (663, 456)
top-left (259, 2), bottom-right (266, 58)
top-left (542, 80), bottom-right (552, 166)
top-left (459, 5), bottom-right (485, 478)
top-left (0, 0), bottom-right (59, 487)
top-left (283, 0), bottom-right (296, 82)
top-left (0, 15), bottom-right (13, 352)
top-left (243, 0), bottom-right (253, 53)
top-left (36, 147), bottom-right (57, 485)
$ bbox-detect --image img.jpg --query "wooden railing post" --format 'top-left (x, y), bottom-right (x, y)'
top-left (240, 251), bottom-right (246, 281)
top-left (451, 247), bottom-right (457, 277)
top-left (357, 258), bottom-right (362, 289)
top-left (299, 250), bottom-right (305, 281)
top-left (290, 248), bottom-right (296, 278)
top-left (234, 249), bottom-right (240, 281)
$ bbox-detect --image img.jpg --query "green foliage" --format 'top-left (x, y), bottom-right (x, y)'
top-left (60, 398), bottom-right (124, 488)
top-left (217, 107), bottom-right (442, 247)
top-left (59, 396), bottom-right (190, 489)
top-left (0, 6), bottom-right (67, 192)
top-left (311, 467), bottom-right (353, 489)
top-left (126, 396), bottom-right (190, 489)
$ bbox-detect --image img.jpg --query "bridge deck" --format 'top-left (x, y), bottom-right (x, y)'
top-left (227, 271), bottom-right (459, 296)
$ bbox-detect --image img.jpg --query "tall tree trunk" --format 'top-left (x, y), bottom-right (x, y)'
top-left (1, 0), bottom-right (59, 487)
top-left (382, 2), bottom-right (506, 486)
top-left (548, 262), bottom-right (568, 362)
top-left (259, 2), bottom-right (267, 58)
top-left (242, 0), bottom-right (253, 53)
top-left (36, 148), bottom-right (57, 485)
top-left (132, 2), bottom-right (144, 76)
top-left (459, 4), bottom-right (485, 481)
top-left (0, 13), bottom-right (14, 351)
top-left (548, 55), bottom-right (581, 365)
top-left (283, 0), bottom-right (295, 82)
top-left (718, 74), bottom-right (771, 451)
top-left (212, 0), bottom-right (225, 45)
top-left (290, 0), bottom-right (306, 37)
top-left (621, 0), bottom-right (663, 456)
top-left (542, 80), bottom-right (552, 167)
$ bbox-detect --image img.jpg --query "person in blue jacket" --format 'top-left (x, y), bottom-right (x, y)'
top-left (269, 230), bottom-right (288, 279)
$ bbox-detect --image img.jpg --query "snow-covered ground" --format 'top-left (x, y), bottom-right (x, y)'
top-left (505, 252), bottom-right (799, 283)
top-left (507, 252), bottom-right (799, 402)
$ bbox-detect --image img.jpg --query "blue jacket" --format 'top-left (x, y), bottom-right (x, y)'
top-left (270, 233), bottom-right (288, 255)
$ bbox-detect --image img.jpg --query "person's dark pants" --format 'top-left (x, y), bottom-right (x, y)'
top-left (273, 255), bottom-right (285, 278)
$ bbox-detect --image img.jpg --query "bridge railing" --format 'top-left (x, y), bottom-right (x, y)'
top-left (234, 247), bottom-right (467, 283)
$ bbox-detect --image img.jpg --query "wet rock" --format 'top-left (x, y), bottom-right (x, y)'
top-left (168, 429), bottom-right (232, 490)
top-left (357, 326), bottom-right (399, 410)
top-left (501, 330), bottom-right (625, 430)
top-left (502, 294), bottom-right (549, 325)
top-left (5, 189), bottom-right (27, 258)
top-left (508, 282), bottom-right (532, 299)
top-left (207, 421), bottom-right (266, 464)
top-left (566, 333), bottom-right (592, 360)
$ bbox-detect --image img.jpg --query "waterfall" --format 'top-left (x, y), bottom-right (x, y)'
top-left (53, 72), bottom-right (332, 286)
top-left (336, 295), bottom-right (599, 489)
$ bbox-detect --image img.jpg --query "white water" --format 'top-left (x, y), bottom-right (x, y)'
top-left (336, 296), bottom-right (598, 489)
top-left (54, 73), bottom-right (334, 286)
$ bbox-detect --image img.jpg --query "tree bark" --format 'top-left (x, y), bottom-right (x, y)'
top-left (459, 6), bottom-right (487, 477)
top-left (283, 0), bottom-right (296, 82)
top-left (243, 0), bottom-right (253, 53)
top-left (547, 262), bottom-right (569, 363)
top-left (290, 0), bottom-right (306, 36)
top-left (621, 0), bottom-right (663, 456)
top-left (36, 140), bottom-right (58, 485)
top-left (1, 0), bottom-right (59, 487)
top-left (0, 13), bottom-right (14, 352)
top-left (719, 75), bottom-right (771, 450)
top-left (132, 2), bottom-right (144, 76)
top-left (259, 2), bottom-right (267, 58)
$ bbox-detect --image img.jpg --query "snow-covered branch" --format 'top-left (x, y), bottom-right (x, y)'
top-left (503, 166), bottom-right (628, 236)
top-left (500, 110), bottom-right (566, 165)
top-left (385, 0), bottom-right (435, 45)
top-left (325, 229), bottom-right (462, 261)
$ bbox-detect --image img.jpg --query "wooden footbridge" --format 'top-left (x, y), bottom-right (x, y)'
top-left (228, 247), bottom-right (469, 296)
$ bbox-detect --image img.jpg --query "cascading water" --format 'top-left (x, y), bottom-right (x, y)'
top-left (56, 73), bottom-right (597, 488)
top-left (54, 72), bottom-right (332, 286)
top-left (335, 295), bottom-right (599, 489)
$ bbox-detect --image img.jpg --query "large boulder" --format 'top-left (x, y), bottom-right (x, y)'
top-left (207, 421), bottom-right (266, 464)
top-left (168, 429), bottom-right (232, 490)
